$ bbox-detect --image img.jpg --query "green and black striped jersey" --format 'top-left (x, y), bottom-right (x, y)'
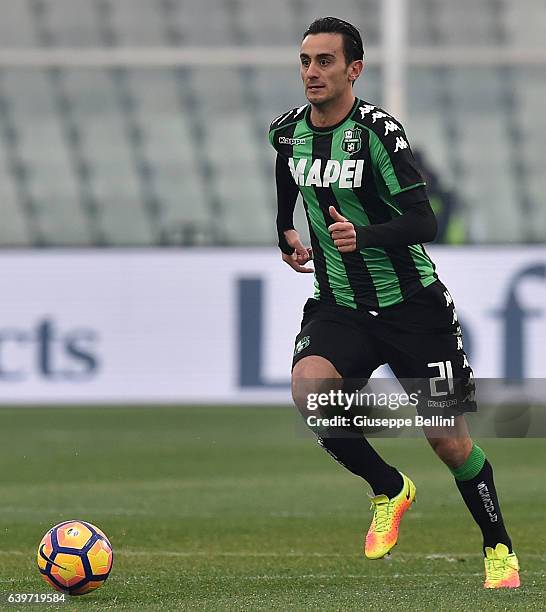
top-left (269, 97), bottom-right (438, 310)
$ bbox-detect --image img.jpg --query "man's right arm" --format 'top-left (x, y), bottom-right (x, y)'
top-left (275, 153), bottom-right (299, 255)
top-left (275, 153), bottom-right (313, 273)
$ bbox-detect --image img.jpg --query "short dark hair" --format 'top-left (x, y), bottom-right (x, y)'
top-left (303, 17), bottom-right (364, 65)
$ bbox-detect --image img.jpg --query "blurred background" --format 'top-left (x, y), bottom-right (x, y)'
top-left (0, 0), bottom-right (544, 247)
top-left (0, 0), bottom-right (544, 404)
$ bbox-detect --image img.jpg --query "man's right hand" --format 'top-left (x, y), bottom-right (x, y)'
top-left (282, 230), bottom-right (314, 273)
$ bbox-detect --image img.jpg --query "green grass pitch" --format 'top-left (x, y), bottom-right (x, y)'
top-left (0, 405), bottom-right (544, 610)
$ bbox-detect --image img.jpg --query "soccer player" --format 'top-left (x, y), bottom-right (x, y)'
top-left (268, 17), bottom-right (519, 588)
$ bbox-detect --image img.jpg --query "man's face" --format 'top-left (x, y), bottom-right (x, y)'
top-left (300, 33), bottom-right (358, 106)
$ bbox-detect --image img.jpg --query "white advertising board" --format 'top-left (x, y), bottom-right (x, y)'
top-left (0, 247), bottom-right (544, 404)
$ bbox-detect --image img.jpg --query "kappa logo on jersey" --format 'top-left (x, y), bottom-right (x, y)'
top-left (288, 158), bottom-right (365, 188)
top-left (272, 105), bottom-right (307, 126)
top-left (278, 136), bottom-right (306, 145)
top-left (341, 128), bottom-right (362, 154)
top-left (384, 120), bottom-right (400, 136)
top-left (272, 110), bottom-right (292, 125)
top-left (394, 137), bottom-right (409, 153)
top-left (372, 111), bottom-right (389, 123)
top-left (359, 104), bottom-right (375, 118)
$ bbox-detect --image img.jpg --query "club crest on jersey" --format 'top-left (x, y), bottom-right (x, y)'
top-left (294, 336), bottom-right (310, 356)
top-left (341, 128), bottom-right (362, 154)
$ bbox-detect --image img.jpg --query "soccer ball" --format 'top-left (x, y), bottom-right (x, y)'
top-left (37, 520), bottom-right (113, 595)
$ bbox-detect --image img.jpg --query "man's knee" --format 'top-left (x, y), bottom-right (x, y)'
top-left (429, 436), bottom-right (473, 469)
top-left (291, 356), bottom-right (341, 413)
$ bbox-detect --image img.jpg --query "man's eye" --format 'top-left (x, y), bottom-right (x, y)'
top-left (320, 59), bottom-right (330, 66)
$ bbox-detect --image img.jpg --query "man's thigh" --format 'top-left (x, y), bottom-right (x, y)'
top-left (377, 281), bottom-right (476, 415)
top-left (292, 298), bottom-right (383, 382)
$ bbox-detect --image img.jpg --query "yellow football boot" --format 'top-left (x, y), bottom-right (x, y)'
top-left (365, 472), bottom-right (416, 559)
top-left (484, 543), bottom-right (520, 589)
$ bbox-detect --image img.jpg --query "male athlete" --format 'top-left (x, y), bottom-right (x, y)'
top-left (268, 17), bottom-right (519, 588)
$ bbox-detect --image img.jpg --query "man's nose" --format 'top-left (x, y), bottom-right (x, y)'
top-left (306, 61), bottom-right (320, 79)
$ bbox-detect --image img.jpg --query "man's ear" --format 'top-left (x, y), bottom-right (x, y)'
top-left (348, 59), bottom-right (364, 82)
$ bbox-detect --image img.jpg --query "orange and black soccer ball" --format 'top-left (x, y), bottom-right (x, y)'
top-left (37, 520), bottom-right (113, 595)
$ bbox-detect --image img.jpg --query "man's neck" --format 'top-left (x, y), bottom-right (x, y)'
top-left (309, 93), bottom-right (356, 128)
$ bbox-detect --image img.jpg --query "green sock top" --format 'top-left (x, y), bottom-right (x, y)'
top-left (450, 444), bottom-right (486, 481)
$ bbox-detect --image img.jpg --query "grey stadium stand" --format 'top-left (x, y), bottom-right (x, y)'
top-left (0, 0), bottom-right (542, 246)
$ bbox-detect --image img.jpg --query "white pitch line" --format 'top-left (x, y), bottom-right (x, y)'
top-left (0, 549), bottom-right (546, 562)
top-left (123, 571), bottom-right (546, 581)
top-left (239, 573), bottom-right (485, 580)
top-left (114, 550), bottom-right (546, 560)
top-left (6, 573), bottom-right (541, 583)
top-left (221, 571), bottom-right (546, 580)
top-left (0, 550), bottom-right (349, 558)
top-left (2, 550), bottom-right (544, 561)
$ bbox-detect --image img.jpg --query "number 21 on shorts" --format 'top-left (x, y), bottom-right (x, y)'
top-left (427, 361), bottom-right (454, 397)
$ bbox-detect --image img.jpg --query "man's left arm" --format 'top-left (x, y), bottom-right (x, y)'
top-left (328, 201), bottom-right (436, 252)
top-left (354, 199), bottom-right (437, 248)
top-left (328, 123), bottom-right (438, 251)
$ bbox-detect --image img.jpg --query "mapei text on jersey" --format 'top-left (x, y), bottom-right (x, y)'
top-left (288, 158), bottom-right (365, 189)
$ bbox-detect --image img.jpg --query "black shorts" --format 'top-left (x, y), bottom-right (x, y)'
top-left (292, 280), bottom-right (476, 415)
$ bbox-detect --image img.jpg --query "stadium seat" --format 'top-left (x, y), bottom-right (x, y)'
top-left (298, 0), bottom-right (381, 45)
top-left (168, 0), bottom-right (233, 46)
top-left (0, 1), bottom-right (37, 47)
top-left (504, 0), bottom-right (546, 47)
top-left (238, 0), bottom-right (301, 45)
top-left (107, 0), bottom-right (166, 47)
top-left (436, 1), bottom-right (497, 46)
top-left (30, 0), bottom-right (101, 47)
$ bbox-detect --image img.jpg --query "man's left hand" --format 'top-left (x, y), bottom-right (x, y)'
top-left (328, 206), bottom-right (357, 253)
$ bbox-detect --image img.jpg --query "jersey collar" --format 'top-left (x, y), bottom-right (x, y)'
top-left (305, 97), bottom-right (360, 133)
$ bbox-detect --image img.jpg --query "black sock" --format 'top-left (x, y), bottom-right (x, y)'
top-left (455, 459), bottom-right (512, 554)
top-left (317, 426), bottom-right (403, 498)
